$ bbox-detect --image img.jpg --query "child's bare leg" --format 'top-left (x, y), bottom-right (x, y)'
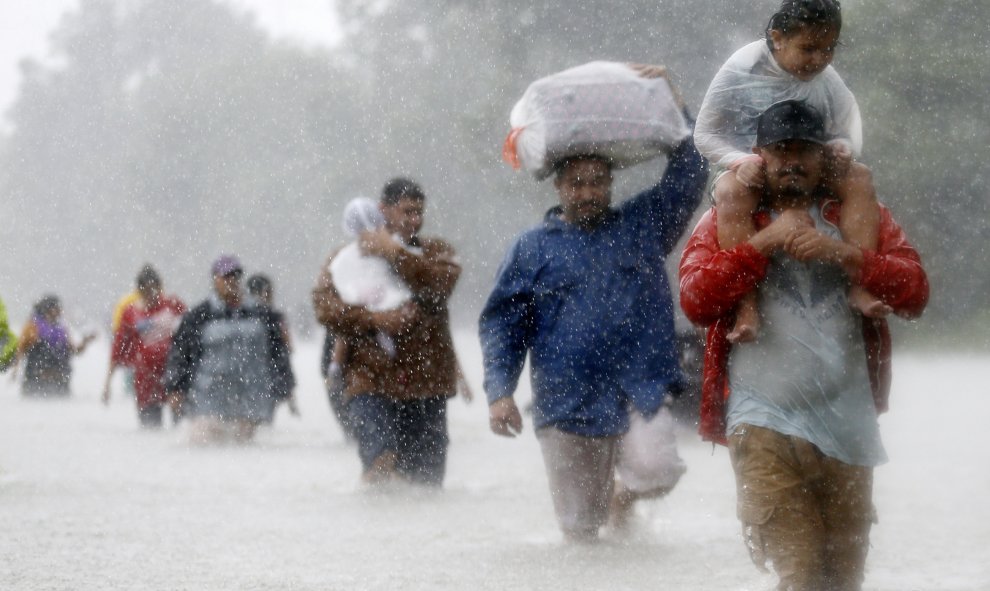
top-left (834, 163), bottom-right (890, 318)
top-left (716, 173), bottom-right (761, 342)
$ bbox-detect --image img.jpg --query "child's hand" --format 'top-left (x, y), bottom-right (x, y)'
top-left (827, 141), bottom-right (852, 177)
top-left (735, 159), bottom-right (765, 190)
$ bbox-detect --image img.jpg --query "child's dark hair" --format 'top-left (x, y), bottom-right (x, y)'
top-left (765, 0), bottom-right (842, 51)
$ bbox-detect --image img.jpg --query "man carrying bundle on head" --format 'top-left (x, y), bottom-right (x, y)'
top-left (481, 64), bottom-right (708, 541)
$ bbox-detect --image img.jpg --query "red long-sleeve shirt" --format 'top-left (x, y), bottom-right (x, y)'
top-left (679, 201), bottom-right (929, 444)
top-left (111, 296), bottom-right (185, 408)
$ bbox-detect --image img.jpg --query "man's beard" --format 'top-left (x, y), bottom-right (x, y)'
top-left (775, 168), bottom-right (813, 199)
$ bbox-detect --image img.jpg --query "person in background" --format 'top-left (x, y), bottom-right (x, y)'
top-left (109, 285), bottom-right (142, 398)
top-left (164, 255), bottom-right (294, 444)
top-left (0, 295), bottom-right (18, 372)
top-left (12, 295), bottom-right (95, 396)
top-left (103, 265), bottom-right (186, 428)
top-left (246, 273), bottom-right (299, 419)
top-left (313, 178), bottom-right (461, 487)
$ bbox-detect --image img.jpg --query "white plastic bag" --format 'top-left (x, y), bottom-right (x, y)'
top-left (615, 406), bottom-right (687, 494)
top-left (504, 61), bottom-right (691, 180)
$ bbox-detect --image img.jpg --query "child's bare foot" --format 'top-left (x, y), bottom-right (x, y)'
top-left (728, 295), bottom-right (760, 343)
top-left (848, 286), bottom-right (892, 318)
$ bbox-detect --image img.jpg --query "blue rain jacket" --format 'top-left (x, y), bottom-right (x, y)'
top-left (479, 138), bottom-right (708, 437)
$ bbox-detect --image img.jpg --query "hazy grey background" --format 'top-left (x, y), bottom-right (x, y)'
top-left (1, 0), bottom-right (987, 348)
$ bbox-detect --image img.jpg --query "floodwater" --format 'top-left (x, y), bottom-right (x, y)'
top-left (1, 334), bottom-right (986, 590)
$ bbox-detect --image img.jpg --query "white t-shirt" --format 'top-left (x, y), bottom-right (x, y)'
top-left (726, 204), bottom-right (886, 467)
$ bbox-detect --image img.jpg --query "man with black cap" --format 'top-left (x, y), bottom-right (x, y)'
top-left (164, 255), bottom-right (294, 443)
top-left (679, 100), bottom-right (929, 590)
top-left (104, 265), bottom-right (186, 427)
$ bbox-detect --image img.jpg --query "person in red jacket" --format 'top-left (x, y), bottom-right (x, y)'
top-left (679, 100), bottom-right (928, 591)
top-left (103, 265), bottom-right (186, 428)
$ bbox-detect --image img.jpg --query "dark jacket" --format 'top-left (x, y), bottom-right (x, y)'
top-left (163, 296), bottom-right (295, 402)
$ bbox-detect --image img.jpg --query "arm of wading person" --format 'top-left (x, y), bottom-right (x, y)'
top-left (620, 74), bottom-right (709, 256)
top-left (102, 362), bottom-right (119, 405)
top-left (479, 239), bottom-right (536, 437)
top-left (104, 311), bottom-right (137, 405)
top-left (312, 254), bottom-right (401, 339)
top-left (489, 397), bottom-right (523, 437)
top-left (679, 208), bottom-right (813, 325)
top-left (73, 332), bottom-right (96, 355)
top-left (9, 321), bottom-right (40, 381)
top-left (365, 232), bottom-right (461, 306)
top-left (266, 310), bottom-right (296, 408)
top-left (162, 308), bottom-right (203, 410)
top-left (455, 360), bottom-right (474, 404)
top-left (785, 205), bottom-right (929, 318)
top-left (857, 206), bottom-right (928, 318)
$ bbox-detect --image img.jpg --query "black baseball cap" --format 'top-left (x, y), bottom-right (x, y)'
top-left (755, 100), bottom-right (827, 147)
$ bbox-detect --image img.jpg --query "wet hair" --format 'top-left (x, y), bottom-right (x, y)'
top-left (34, 294), bottom-right (61, 317)
top-left (135, 264), bottom-right (161, 288)
top-left (381, 177), bottom-right (425, 206)
top-left (552, 154), bottom-right (613, 180)
top-left (765, 0), bottom-right (842, 51)
top-left (246, 274), bottom-right (272, 297)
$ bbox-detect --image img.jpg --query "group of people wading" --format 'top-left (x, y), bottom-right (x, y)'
top-left (2, 2), bottom-right (931, 589)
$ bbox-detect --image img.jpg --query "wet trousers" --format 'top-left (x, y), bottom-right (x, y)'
top-left (728, 424), bottom-right (874, 591)
top-left (349, 394), bottom-right (449, 486)
top-left (536, 427), bottom-right (618, 540)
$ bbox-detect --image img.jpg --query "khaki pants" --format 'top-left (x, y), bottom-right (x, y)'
top-left (536, 427), bottom-right (618, 540)
top-left (728, 425), bottom-right (875, 591)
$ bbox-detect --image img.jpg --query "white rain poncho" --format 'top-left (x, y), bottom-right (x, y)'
top-left (504, 61), bottom-right (691, 180)
top-left (695, 40), bottom-right (862, 169)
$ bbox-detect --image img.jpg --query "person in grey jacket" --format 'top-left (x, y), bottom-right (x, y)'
top-left (164, 255), bottom-right (294, 444)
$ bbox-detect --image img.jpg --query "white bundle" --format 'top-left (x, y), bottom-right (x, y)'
top-left (330, 197), bottom-right (412, 313)
top-left (505, 61), bottom-right (691, 180)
